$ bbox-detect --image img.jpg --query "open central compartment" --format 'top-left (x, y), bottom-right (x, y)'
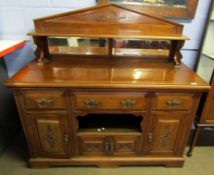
top-left (76, 114), bottom-right (143, 134)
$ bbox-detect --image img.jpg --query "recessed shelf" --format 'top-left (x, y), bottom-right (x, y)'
top-left (76, 114), bottom-right (143, 134)
top-left (77, 129), bottom-right (142, 136)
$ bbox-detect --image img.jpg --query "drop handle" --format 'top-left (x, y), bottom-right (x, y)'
top-left (104, 142), bottom-right (110, 153)
top-left (166, 99), bottom-right (182, 106)
top-left (148, 133), bottom-right (153, 143)
top-left (36, 98), bottom-right (53, 108)
top-left (104, 142), bottom-right (114, 154)
top-left (121, 99), bottom-right (136, 108)
top-left (109, 142), bottom-right (114, 152)
top-left (84, 99), bottom-right (101, 108)
top-left (63, 134), bottom-right (70, 144)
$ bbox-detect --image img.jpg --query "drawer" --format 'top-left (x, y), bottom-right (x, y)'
top-left (152, 93), bottom-right (194, 110)
top-left (78, 135), bottom-right (139, 156)
top-left (78, 136), bottom-right (104, 155)
top-left (74, 92), bottom-right (146, 111)
top-left (114, 135), bottom-right (139, 155)
top-left (22, 90), bottom-right (66, 110)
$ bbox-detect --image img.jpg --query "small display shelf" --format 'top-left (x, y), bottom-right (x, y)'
top-left (29, 4), bottom-right (188, 66)
top-left (76, 114), bottom-right (143, 134)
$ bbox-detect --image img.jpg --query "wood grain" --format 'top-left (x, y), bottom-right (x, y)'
top-left (6, 62), bottom-right (209, 91)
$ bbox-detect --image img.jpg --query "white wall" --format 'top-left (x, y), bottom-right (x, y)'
top-left (202, 21), bottom-right (214, 55)
top-left (177, 0), bottom-right (211, 68)
top-left (0, 0), bottom-right (211, 76)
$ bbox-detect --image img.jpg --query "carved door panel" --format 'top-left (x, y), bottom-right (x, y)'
top-left (24, 113), bottom-right (70, 158)
top-left (146, 111), bottom-right (187, 155)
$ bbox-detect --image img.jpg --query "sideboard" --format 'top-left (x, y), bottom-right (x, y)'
top-left (5, 4), bottom-right (209, 168)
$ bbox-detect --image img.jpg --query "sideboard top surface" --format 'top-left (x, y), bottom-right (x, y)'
top-left (6, 61), bottom-right (209, 91)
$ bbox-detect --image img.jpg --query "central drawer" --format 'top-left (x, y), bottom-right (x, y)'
top-left (73, 92), bottom-right (146, 111)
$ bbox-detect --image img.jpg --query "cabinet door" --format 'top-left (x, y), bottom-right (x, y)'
top-left (24, 113), bottom-right (70, 158)
top-left (146, 111), bottom-right (188, 155)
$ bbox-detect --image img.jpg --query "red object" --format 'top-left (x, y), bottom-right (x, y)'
top-left (0, 41), bottom-right (25, 58)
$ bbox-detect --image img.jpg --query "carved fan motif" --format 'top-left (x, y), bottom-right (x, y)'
top-left (116, 143), bottom-right (133, 152)
top-left (86, 143), bottom-right (102, 152)
top-left (94, 11), bottom-right (129, 22)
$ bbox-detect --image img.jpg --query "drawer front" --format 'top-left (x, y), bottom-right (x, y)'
top-left (78, 135), bottom-right (139, 156)
top-left (74, 92), bottom-right (146, 111)
top-left (152, 93), bottom-right (194, 110)
top-left (78, 136), bottom-right (104, 155)
top-left (22, 90), bottom-right (66, 110)
top-left (114, 136), bottom-right (139, 155)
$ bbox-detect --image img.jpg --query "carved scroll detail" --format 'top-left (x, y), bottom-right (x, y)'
top-left (173, 40), bottom-right (185, 66)
top-left (33, 36), bottom-right (49, 63)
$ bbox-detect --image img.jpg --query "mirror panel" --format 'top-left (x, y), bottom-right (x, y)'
top-left (48, 37), bottom-right (108, 55)
top-left (113, 39), bottom-right (170, 57)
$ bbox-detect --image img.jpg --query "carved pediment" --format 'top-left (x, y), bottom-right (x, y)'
top-left (32, 4), bottom-right (186, 39)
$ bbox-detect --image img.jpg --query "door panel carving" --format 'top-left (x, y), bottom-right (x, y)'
top-left (36, 120), bottom-right (64, 153)
top-left (148, 112), bottom-right (186, 155)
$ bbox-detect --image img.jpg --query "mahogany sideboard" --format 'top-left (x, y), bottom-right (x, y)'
top-left (5, 4), bottom-right (209, 168)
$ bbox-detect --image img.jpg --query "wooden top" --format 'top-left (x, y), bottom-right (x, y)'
top-left (5, 61), bottom-right (209, 91)
top-left (0, 40), bottom-right (25, 58)
top-left (31, 4), bottom-right (188, 40)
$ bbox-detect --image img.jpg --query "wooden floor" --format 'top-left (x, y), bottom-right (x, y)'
top-left (0, 131), bottom-right (214, 175)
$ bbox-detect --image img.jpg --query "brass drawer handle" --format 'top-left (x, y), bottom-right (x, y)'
top-left (121, 99), bottom-right (136, 108)
top-left (36, 98), bottom-right (53, 108)
top-left (166, 99), bottom-right (182, 106)
top-left (84, 99), bottom-right (101, 108)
